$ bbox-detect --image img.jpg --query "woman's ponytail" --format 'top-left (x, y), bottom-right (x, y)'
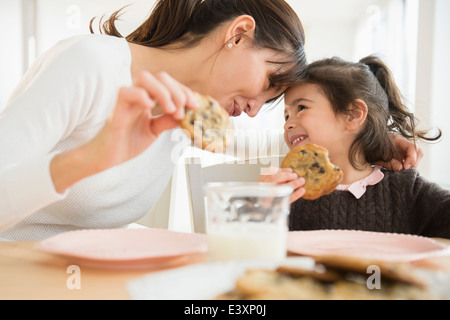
top-left (91, 0), bottom-right (307, 88)
top-left (91, 0), bottom-right (201, 47)
top-left (126, 0), bottom-right (200, 47)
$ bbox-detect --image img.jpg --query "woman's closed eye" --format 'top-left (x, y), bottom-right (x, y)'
top-left (265, 79), bottom-right (285, 105)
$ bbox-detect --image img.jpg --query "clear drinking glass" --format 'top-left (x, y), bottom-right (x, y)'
top-left (205, 182), bottom-right (293, 262)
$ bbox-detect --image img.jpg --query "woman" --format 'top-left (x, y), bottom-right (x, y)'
top-left (0, 0), bottom-right (307, 240)
top-left (0, 0), bottom-right (419, 241)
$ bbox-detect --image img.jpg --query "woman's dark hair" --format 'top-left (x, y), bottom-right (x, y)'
top-left (90, 0), bottom-right (307, 90)
top-left (305, 55), bottom-right (441, 169)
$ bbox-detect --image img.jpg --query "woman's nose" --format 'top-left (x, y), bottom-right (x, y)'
top-left (244, 100), bottom-right (262, 118)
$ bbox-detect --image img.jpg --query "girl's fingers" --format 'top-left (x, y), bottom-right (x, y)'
top-left (275, 171), bottom-right (301, 184)
top-left (258, 168), bottom-right (298, 184)
top-left (286, 177), bottom-right (306, 203)
top-left (289, 177), bottom-right (306, 189)
top-left (260, 167), bottom-right (282, 176)
top-left (290, 187), bottom-right (306, 203)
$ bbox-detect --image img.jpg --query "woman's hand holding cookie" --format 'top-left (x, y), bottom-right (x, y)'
top-left (86, 71), bottom-right (198, 171)
top-left (51, 71), bottom-right (198, 193)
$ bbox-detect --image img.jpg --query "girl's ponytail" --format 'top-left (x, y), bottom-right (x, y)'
top-left (360, 55), bottom-right (441, 143)
top-left (306, 55), bottom-right (441, 169)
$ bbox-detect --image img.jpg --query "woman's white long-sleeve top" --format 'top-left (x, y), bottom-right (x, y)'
top-left (0, 34), bottom-right (188, 241)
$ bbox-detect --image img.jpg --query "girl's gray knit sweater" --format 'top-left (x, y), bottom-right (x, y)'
top-left (289, 169), bottom-right (450, 238)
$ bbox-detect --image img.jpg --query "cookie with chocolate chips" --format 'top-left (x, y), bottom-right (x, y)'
top-left (180, 92), bottom-right (232, 153)
top-left (281, 144), bottom-right (343, 200)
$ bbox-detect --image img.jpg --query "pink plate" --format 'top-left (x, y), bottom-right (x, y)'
top-left (287, 230), bottom-right (450, 262)
top-left (35, 228), bottom-right (207, 269)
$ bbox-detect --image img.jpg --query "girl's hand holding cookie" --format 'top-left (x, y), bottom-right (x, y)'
top-left (258, 167), bottom-right (306, 203)
top-left (281, 144), bottom-right (344, 200)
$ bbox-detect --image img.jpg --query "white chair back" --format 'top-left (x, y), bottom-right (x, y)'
top-left (185, 155), bottom-right (285, 233)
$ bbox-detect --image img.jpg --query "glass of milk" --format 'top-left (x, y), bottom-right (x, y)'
top-left (205, 182), bottom-right (293, 262)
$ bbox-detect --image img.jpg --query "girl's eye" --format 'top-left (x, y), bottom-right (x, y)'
top-left (284, 114), bottom-right (289, 121)
top-left (297, 105), bottom-right (307, 112)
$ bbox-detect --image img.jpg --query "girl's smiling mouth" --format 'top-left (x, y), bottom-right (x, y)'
top-left (290, 135), bottom-right (308, 147)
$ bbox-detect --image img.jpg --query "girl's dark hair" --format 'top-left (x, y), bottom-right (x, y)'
top-left (305, 55), bottom-right (441, 169)
top-left (90, 0), bottom-right (307, 89)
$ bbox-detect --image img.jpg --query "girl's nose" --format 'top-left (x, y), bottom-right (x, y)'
top-left (284, 118), bottom-right (296, 131)
top-left (284, 120), bottom-right (293, 131)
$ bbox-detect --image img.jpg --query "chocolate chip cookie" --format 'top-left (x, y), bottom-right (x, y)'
top-left (180, 92), bottom-right (232, 153)
top-left (215, 259), bottom-right (439, 300)
top-left (281, 144), bottom-right (343, 200)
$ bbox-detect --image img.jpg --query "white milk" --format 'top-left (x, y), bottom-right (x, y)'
top-left (207, 222), bottom-right (287, 262)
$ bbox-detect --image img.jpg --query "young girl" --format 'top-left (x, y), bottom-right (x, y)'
top-left (264, 55), bottom-right (449, 238)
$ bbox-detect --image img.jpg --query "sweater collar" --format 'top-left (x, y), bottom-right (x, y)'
top-left (336, 166), bottom-right (384, 199)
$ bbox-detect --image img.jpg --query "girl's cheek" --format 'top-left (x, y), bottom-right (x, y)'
top-left (283, 134), bottom-right (292, 149)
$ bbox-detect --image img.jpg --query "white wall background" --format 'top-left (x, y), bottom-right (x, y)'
top-left (1, 0), bottom-right (449, 187)
top-left (0, 0), bottom-right (23, 112)
top-left (414, 0), bottom-right (450, 188)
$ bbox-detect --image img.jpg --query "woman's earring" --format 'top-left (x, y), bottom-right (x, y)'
top-left (227, 42), bottom-right (233, 49)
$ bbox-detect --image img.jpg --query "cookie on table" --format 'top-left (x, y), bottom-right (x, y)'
top-left (215, 261), bottom-right (438, 300)
top-left (312, 254), bottom-right (428, 288)
top-left (180, 92), bottom-right (232, 153)
top-left (233, 268), bottom-right (327, 300)
top-left (281, 144), bottom-right (343, 200)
